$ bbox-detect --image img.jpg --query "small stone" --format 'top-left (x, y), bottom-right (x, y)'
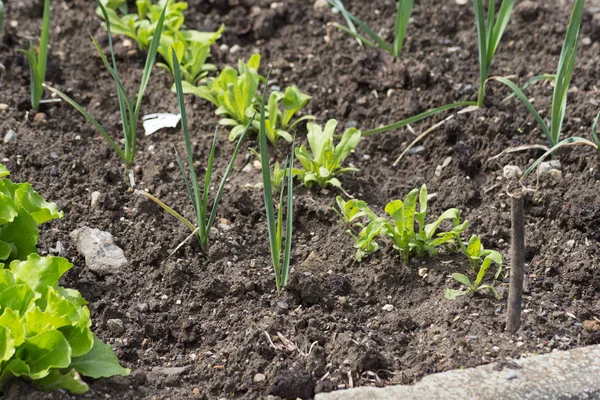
top-left (455, 0), bottom-right (468, 4)
top-left (254, 373), bottom-right (266, 383)
top-left (565, 240), bottom-right (575, 251)
top-left (3, 129), bottom-right (17, 144)
top-left (218, 223), bottom-right (232, 232)
top-left (345, 120), bottom-right (358, 129)
top-left (242, 163), bottom-right (252, 173)
top-left (442, 156), bottom-right (452, 168)
top-left (107, 318), bottom-right (125, 335)
top-left (507, 370), bottom-right (517, 380)
top-left (138, 303), bottom-right (149, 313)
top-left (50, 167), bottom-right (58, 177)
top-left (409, 145), bottom-right (426, 155)
top-left (549, 169), bottom-right (562, 180)
top-left (253, 160), bottom-right (262, 170)
top-left (492, 346), bottom-right (500, 352)
top-left (90, 191), bottom-right (103, 209)
top-left (583, 320), bottom-right (600, 332)
top-left (122, 39), bottom-right (133, 48)
top-left (538, 160), bottom-right (561, 177)
top-left (362, 154), bottom-right (370, 160)
top-left (382, 304), bottom-right (394, 312)
top-left (193, 387), bottom-right (200, 395)
top-left (277, 301), bottom-right (288, 310)
top-left (209, 227), bottom-right (219, 240)
top-left (503, 165), bottom-right (523, 179)
top-left (244, 281), bottom-right (255, 292)
top-left (70, 227), bottom-right (127, 276)
top-left (313, 0), bottom-right (327, 9)
top-left (435, 165), bottom-right (443, 177)
top-left (516, 341), bottom-right (524, 348)
top-left (219, 44), bottom-right (229, 53)
top-left (418, 268), bottom-right (428, 277)
top-left (0, 104), bottom-right (8, 111)
top-left (33, 112), bottom-right (47, 123)
top-left (583, 37), bottom-right (592, 46)
top-left (229, 44), bottom-right (241, 54)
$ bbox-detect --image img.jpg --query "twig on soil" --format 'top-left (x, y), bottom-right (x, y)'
top-left (507, 192), bottom-right (525, 333)
top-left (263, 331), bottom-right (277, 350)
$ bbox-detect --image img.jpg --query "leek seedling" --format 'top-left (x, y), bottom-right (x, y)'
top-left (472, 0), bottom-right (514, 108)
top-left (47, 0), bottom-right (166, 183)
top-left (17, 0), bottom-right (50, 111)
top-left (491, 0), bottom-right (584, 149)
top-left (139, 51), bottom-right (250, 253)
top-left (258, 66), bottom-right (295, 294)
top-left (329, 0), bottom-right (414, 58)
top-left (0, 1), bottom-right (4, 37)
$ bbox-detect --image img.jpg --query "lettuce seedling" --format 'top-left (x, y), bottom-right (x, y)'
top-left (0, 254), bottom-right (129, 393)
top-left (182, 54), bottom-right (262, 141)
top-left (157, 25), bottom-right (223, 85)
top-left (445, 251), bottom-right (503, 300)
top-left (459, 234), bottom-right (504, 273)
top-left (17, 0), bottom-right (50, 111)
top-left (294, 119), bottom-right (361, 190)
top-left (251, 85), bottom-right (315, 145)
top-left (0, 164), bottom-right (63, 263)
top-left (342, 185), bottom-right (468, 262)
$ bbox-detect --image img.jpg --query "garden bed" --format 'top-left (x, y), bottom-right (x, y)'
top-left (1, 0), bottom-right (600, 399)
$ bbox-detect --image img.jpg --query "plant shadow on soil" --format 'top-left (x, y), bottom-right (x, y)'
top-left (1, 0), bottom-right (600, 399)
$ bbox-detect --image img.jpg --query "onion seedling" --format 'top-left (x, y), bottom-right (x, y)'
top-left (0, 1), bottom-right (4, 37)
top-left (258, 66), bottom-right (295, 294)
top-left (17, 0), bottom-right (50, 111)
top-left (47, 1), bottom-right (166, 184)
top-left (329, 0), bottom-right (414, 58)
top-left (491, 0), bottom-right (584, 150)
top-left (139, 51), bottom-right (250, 253)
top-left (294, 119), bottom-right (360, 191)
top-left (472, 0), bottom-right (514, 108)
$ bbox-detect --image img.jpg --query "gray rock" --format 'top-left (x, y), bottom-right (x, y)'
top-left (107, 318), bottom-right (125, 335)
top-left (538, 160), bottom-right (561, 177)
top-left (409, 145), bottom-right (426, 155)
top-left (3, 129), bottom-right (17, 144)
top-left (70, 227), bottom-right (127, 276)
top-left (90, 191), bottom-right (104, 209)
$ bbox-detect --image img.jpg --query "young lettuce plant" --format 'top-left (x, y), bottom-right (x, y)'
top-left (490, 0), bottom-right (583, 150)
top-left (251, 85), bottom-right (315, 145)
top-left (294, 120), bottom-right (361, 190)
top-left (0, 254), bottom-right (129, 394)
top-left (459, 234), bottom-right (504, 273)
top-left (258, 66), bottom-right (295, 294)
top-left (342, 185), bottom-right (468, 262)
top-left (445, 250), bottom-right (504, 299)
top-left (157, 25), bottom-right (224, 85)
top-left (472, 0), bottom-right (514, 107)
top-left (47, 1), bottom-right (166, 184)
top-left (17, 0), bottom-right (50, 111)
top-left (183, 54), bottom-right (261, 141)
top-left (0, 164), bottom-right (63, 263)
top-left (328, 0), bottom-right (414, 58)
top-left (139, 51), bottom-right (250, 253)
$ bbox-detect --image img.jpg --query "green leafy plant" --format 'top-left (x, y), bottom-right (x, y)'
top-left (157, 25), bottom-right (223, 85)
top-left (97, 0), bottom-right (185, 51)
top-left (294, 119), bottom-right (360, 190)
top-left (472, 0), bottom-right (514, 107)
top-left (445, 250), bottom-right (503, 299)
top-left (139, 51), bottom-right (249, 253)
top-left (47, 0), bottom-right (166, 183)
top-left (458, 234), bottom-right (504, 272)
top-left (334, 196), bottom-right (368, 225)
top-left (490, 0), bottom-right (583, 149)
top-left (183, 54), bottom-right (261, 141)
top-left (340, 185), bottom-right (468, 262)
top-left (17, 0), bottom-right (50, 111)
top-left (329, 0), bottom-right (414, 58)
top-left (0, 164), bottom-right (63, 263)
top-left (252, 85), bottom-right (315, 145)
top-left (0, 254), bottom-right (129, 394)
top-left (258, 67), bottom-right (295, 294)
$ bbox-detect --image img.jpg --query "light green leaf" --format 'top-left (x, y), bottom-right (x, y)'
top-left (70, 335), bottom-right (130, 379)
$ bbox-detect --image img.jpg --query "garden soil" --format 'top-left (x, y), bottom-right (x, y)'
top-left (1, 0), bottom-right (600, 399)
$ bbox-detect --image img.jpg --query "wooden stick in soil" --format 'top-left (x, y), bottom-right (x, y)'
top-left (506, 194), bottom-right (525, 333)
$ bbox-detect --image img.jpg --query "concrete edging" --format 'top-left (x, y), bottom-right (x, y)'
top-left (316, 344), bottom-right (600, 400)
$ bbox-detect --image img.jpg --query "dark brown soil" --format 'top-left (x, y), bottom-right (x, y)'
top-left (1, 0), bottom-right (600, 399)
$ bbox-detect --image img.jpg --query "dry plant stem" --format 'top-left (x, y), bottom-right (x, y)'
top-left (507, 194), bottom-right (525, 333)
